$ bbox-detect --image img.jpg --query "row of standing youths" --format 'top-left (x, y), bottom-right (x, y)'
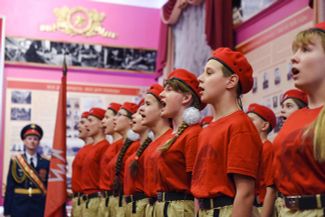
top-left (71, 22), bottom-right (325, 217)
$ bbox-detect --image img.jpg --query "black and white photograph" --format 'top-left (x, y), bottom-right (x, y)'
top-left (252, 76), bottom-right (258, 93)
top-left (11, 90), bottom-right (32, 104)
top-left (67, 98), bottom-right (80, 141)
top-left (5, 36), bottom-right (157, 73)
top-left (272, 95), bottom-right (278, 108)
top-left (287, 62), bottom-right (293, 81)
top-left (279, 93), bottom-right (283, 105)
top-left (10, 107), bottom-right (31, 121)
top-left (274, 67), bottom-right (281, 85)
top-left (263, 71), bottom-right (269, 90)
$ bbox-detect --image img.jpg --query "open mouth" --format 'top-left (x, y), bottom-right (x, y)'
top-left (199, 86), bottom-right (204, 95)
top-left (160, 101), bottom-right (167, 108)
top-left (291, 67), bottom-right (300, 75)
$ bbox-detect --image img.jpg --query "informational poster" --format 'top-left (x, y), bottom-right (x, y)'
top-left (237, 7), bottom-right (314, 139)
top-left (2, 78), bottom-right (143, 189)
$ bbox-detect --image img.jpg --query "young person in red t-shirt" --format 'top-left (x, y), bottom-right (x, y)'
top-left (139, 84), bottom-right (172, 217)
top-left (271, 22), bottom-right (325, 216)
top-left (80, 107), bottom-right (110, 217)
top-left (280, 89), bottom-right (308, 122)
top-left (123, 101), bottom-right (152, 217)
top-left (106, 102), bottom-right (139, 217)
top-left (71, 111), bottom-right (93, 217)
top-left (246, 104), bottom-right (276, 217)
top-left (153, 69), bottom-right (204, 217)
top-left (191, 48), bottom-right (262, 217)
top-left (98, 102), bottom-right (123, 217)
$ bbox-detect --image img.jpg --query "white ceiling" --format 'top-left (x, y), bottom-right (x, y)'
top-left (92, 0), bottom-right (166, 9)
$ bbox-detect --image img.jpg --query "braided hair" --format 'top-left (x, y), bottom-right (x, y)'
top-left (158, 121), bottom-right (189, 152)
top-left (129, 137), bottom-right (152, 177)
top-left (113, 138), bottom-right (134, 195)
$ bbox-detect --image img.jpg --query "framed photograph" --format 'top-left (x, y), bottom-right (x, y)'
top-left (274, 67), bottom-right (281, 85)
top-left (263, 71), bottom-right (269, 90)
top-left (287, 63), bottom-right (293, 81)
top-left (11, 90), bottom-right (32, 104)
top-left (272, 95), bottom-right (278, 108)
top-left (10, 107), bottom-right (31, 121)
top-left (252, 76), bottom-right (258, 93)
top-left (5, 36), bottom-right (157, 73)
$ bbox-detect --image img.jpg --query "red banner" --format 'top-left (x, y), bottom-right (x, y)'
top-left (44, 65), bottom-right (67, 217)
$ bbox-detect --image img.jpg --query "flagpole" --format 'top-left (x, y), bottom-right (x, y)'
top-left (44, 56), bottom-right (67, 217)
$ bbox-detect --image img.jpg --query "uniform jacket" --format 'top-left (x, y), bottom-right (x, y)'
top-left (4, 153), bottom-right (50, 216)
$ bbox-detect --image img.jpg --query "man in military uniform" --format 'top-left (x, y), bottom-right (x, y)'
top-left (4, 123), bottom-right (50, 217)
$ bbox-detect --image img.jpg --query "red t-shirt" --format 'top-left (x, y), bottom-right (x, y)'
top-left (256, 140), bottom-right (273, 203)
top-left (80, 139), bottom-right (109, 194)
top-left (106, 140), bottom-right (140, 191)
top-left (143, 129), bottom-right (172, 197)
top-left (99, 139), bottom-right (123, 191)
top-left (155, 125), bottom-right (201, 193)
top-left (191, 111), bottom-right (262, 198)
top-left (71, 144), bottom-right (92, 193)
top-left (273, 107), bottom-right (325, 196)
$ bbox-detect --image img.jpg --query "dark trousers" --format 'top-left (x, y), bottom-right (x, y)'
top-left (11, 194), bottom-right (46, 217)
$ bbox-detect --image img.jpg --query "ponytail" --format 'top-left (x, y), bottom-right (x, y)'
top-left (302, 106), bottom-right (325, 162)
top-left (113, 138), bottom-right (134, 195)
top-left (158, 122), bottom-right (189, 152)
top-left (129, 137), bottom-right (152, 177)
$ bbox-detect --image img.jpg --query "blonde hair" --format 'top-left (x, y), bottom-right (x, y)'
top-left (295, 28), bottom-right (325, 162)
top-left (158, 121), bottom-right (188, 152)
top-left (292, 28), bottom-right (325, 52)
top-left (310, 107), bottom-right (325, 162)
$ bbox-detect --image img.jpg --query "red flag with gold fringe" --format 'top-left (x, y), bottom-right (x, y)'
top-left (44, 57), bottom-right (67, 217)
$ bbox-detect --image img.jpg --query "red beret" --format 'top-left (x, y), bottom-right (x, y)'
top-left (167, 68), bottom-right (205, 110)
top-left (147, 83), bottom-right (164, 100)
top-left (281, 89), bottom-right (308, 105)
top-left (210, 48), bottom-right (253, 94)
top-left (89, 107), bottom-right (106, 120)
top-left (200, 116), bottom-right (213, 126)
top-left (107, 102), bottom-right (122, 114)
top-left (121, 102), bottom-right (138, 114)
top-left (314, 22), bottom-right (325, 33)
top-left (247, 103), bottom-right (276, 130)
top-left (81, 111), bottom-right (89, 119)
top-left (20, 123), bottom-right (43, 140)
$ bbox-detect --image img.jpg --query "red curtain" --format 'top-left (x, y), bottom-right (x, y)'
top-left (205, 0), bottom-right (233, 50)
top-left (156, 21), bottom-right (168, 74)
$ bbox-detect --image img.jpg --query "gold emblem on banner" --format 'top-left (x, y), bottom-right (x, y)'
top-left (40, 6), bottom-right (117, 39)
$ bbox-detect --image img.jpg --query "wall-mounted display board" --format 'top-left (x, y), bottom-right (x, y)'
top-left (2, 77), bottom-right (143, 191)
top-left (237, 7), bottom-right (313, 139)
